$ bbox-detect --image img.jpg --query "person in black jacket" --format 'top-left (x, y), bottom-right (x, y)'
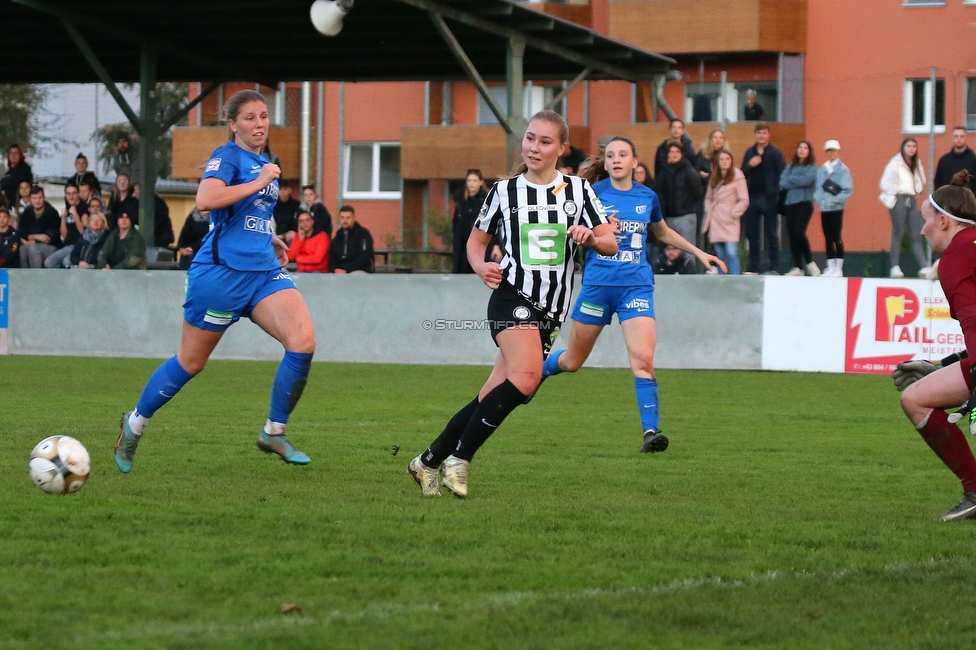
top-left (1, 144), bottom-right (32, 208)
top-left (67, 153), bottom-right (101, 195)
top-left (106, 173), bottom-right (138, 231)
top-left (18, 185), bottom-right (61, 267)
top-left (935, 127), bottom-right (976, 194)
top-left (274, 181), bottom-right (301, 243)
top-left (301, 184), bottom-right (333, 237)
top-left (132, 183), bottom-right (174, 248)
top-left (330, 205), bottom-right (374, 273)
top-left (654, 142), bottom-right (703, 265)
top-left (452, 169), bottom-right (488, 273)
top-left (176, 207), bottom-right (211, 269)
top-left (0, 206), bottom-right (20, 268)
top-left (741, 121), bottom-right (786, 274)
top-left (654, 119), bottom-right (697, 178)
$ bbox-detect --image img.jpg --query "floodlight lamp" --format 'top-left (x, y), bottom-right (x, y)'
top-left (311, 0), bottom-right (354, 37)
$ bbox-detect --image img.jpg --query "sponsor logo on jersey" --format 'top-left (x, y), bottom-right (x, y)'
top-left (203, 309), bottom-right (233, 326)
top-left (513, 306), bottom-right (531, 320)
top-left (272, 271), bottom-right (292, 281)
top-left (519, 223), bottom-right (567, 267)
top-left (563, 200), bottom-right (578, 216)
top-left (512, 205), bottom-right (558, 213)
top-left (597, 250), bottom-right (642, 263)
top-left (617, 220), bottom-right (647, 233)
top-left (591, 195), bottom-right (608, 218)
top-left (244, 215), bottom-right (274, 234)
top-left (636, 205), bottom-right (648, 214)
top-left (250, 164), bottom-right (263, 173)
top-left (625, 298), bottom-right (651, 311)
top-left (580, 302), bottom-right (605, 317)
top-left (205, 158), bottom-right (221, 172)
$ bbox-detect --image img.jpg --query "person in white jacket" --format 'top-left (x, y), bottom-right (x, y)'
top-left (879, 137), bottom-right (930, 278)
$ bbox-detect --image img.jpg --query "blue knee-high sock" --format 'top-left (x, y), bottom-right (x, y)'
top-left (634, 377), bottom-right (660, 433)
top-left (269, 351), bottom-right (314, 424)
top-left (136, 355), bottom-right (194, 418)
top-left (542, 349), bottom-right (566, 378)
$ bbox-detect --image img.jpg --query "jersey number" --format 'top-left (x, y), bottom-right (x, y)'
top-left (520, 223), bottom-right (567, 267)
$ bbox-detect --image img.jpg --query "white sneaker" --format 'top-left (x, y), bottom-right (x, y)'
top-left (705, 266), bottom-right (718, 275)
top-left (805, 262), bottom-right (821, 277)
top-left (408, 455), bottom-right (441, 497)
top-left (441, 455), bottom-right (470, 499)
top-left (919, 266), bottom-right (934, 279)
top-left (785, 267), bottom-right (804, 276)
top-left (890, 266), bottom-right (905, 279)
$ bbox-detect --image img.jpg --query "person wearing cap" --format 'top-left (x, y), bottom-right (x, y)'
top-left (97, 210), bottom-right (146, 269)
top-left (814, 139), bottom-right (853, 277)
top-left (892, 170), bottom-right (976, 521)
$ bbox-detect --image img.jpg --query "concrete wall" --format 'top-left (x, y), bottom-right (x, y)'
top-left (4, 271), bottom-right (763, 369)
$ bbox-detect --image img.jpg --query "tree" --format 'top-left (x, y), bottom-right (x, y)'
top-left (0, 85), bottom-right (52, 158)
top-left (92, 81), bottom-right (189, 180)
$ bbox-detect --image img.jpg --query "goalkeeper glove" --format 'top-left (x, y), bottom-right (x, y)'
top-left (891, 360), bottom-right (938, 392)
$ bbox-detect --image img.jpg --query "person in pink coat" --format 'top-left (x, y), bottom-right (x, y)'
top-left (703, 150), bottom-right (749, 274)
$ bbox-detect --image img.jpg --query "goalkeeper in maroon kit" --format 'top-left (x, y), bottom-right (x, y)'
top-left (893, 171), bottom-right (976, 520)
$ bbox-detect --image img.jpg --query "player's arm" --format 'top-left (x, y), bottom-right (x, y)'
top-left (650, 220), bottom-right (727, 273)
top-left (196, 164), bottom-right (280, 211)
top-left (468, 228), bottom-right (501, 289)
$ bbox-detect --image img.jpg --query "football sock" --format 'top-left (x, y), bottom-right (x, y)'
top-left (917, 408), bottom-right (976, 492)
top-left (454, 380), bottom-right (528, 461)
top-left (268, 351), bottom-right (313, 424)
top-left (634, 377), bottom-right (660, 433)
top-left (128, 412), bottom-right (149, 436)
top-left (135, 355), bottom-right (194, 420)
top-left (423, 398), bottom-right (479, 468)
top-left (542, 349), bottom-right (566, 378)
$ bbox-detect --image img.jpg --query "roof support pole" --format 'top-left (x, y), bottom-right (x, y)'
top-left (160, 81), bottom-right (221, 132)
top-left (506, 35), bottom-right (526, 172)
top-left (139, 43), bottom-right (159, 247)
top-left (545, 67), bottom-right (592, 112)
top-left (429, 14), bottom-right (511, 133)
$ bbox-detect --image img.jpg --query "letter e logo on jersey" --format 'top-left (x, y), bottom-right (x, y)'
top-left (205, 158), bottom-right (221, 172)
top-left (519, 223), bottom-right (566, 267)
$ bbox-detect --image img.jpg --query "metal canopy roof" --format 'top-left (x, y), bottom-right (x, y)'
top-left (0, 0), bottom-right (673, 85)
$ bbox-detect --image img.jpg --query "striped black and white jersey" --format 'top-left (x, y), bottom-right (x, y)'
top-left (475, 172), bottom-right (609, 323)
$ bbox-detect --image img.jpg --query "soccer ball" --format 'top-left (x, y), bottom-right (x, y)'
top-left (29, 436), bottom-right (91, 494)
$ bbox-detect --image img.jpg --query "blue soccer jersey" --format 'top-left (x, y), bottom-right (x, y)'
top-left (582, 179), bottom-right (662, 287)
top-left (195, 141), bottom-right (280, 271)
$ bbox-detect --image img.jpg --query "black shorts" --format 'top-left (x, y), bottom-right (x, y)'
top-left (487, 282), bottom-right (559, 357)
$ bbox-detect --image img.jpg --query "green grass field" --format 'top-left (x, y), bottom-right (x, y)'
top-left (3, 356), bottom-right (976, 649)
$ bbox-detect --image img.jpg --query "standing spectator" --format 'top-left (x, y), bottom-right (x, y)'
top-left (301, 184), bottom-right (333, 237)
top-left (113, 134), bottom-right (141, 183)
top-left (176, 208), bottom-right (211, 270)
top-left (654, 119), bottom-right (697, 177)
top-left (67, 153), bottom-right (101, 195)
top-left (69, 210), bottom-right (110, 269)
top-left (106, 173), bottom-right (138, 231)
top-left (935, 127), bottom-right (976, 194)
top-left (132, 183), bottom-right (175, 248)
top-left (0, 206), bottom-right (20, 268)
top-left (1, 144), bottom-right (32, 208)
top-left (273, 180), bottom-right (301, 243)
top-left (452, 169), bottom-right (487, 274)
top-left (880, 137), bottom-right (929, 278)
top-left (695, 128), bottom-right (729, 248)
top-left (287, 210), bottom-right (330, 273)
top-left (704, 150), bottom-right (749, 275)
top-left (330, 205), bottom-right (374, 274)
top-left (18, 185), bottom-right (61, 268)
top-left (815, 140), bottom-right (853, 277)
top-left (743, 90), bottom-right (765, 121)
top-left (780, 140), bottom-right (820, 276)
top-left (654, 142), bottom-right (703, 267)
top-left (633, 162), bottom-right (653, 188)
top-left (44, 183), bottom-right (90, 269)
top-left (98, 212), bottom-right (146, 269)
top-left (741, 121), bottom-right (786, 274)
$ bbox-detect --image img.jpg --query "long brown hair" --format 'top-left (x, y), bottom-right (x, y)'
top-left (578, 136), bottom-right (638, 185)
top-left (901, 137), bottom-right (919, 173)
top-left (710, 150), bottom-right (737, 188)
top-left (463, 168), bottom-right (485, 200)
top-left (7, 144), bottom-right (25, 169)
top-left (792, 140), bottom-right (816, 166)
top-left (508, 110), bottom-right (569, 178)
top-left (932, 170), bottom-right (976, 220)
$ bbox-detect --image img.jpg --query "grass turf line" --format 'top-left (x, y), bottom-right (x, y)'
top-left (1, 356), bottom-right (974, 648)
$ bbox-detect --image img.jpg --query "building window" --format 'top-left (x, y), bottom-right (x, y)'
top-left (477, 84), bottom-right (559, 126)
top-left (967, 78), bottom-right (976, 131)
top-left (903, 78), bottom-right (945, 134)
top-left (902, 0), bottom-right (946, 5)
top-left (343, 143), bottom-right (401, 199)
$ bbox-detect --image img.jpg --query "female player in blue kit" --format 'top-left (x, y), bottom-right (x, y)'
top-left (114, 90), bottom-right (317, 472)
top-left (543, 136), bottom-right (725, 453)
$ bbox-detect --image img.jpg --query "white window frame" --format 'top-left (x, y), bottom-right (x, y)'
top-left (902, 79), bottom-right (946, 134)
top-left (966, 77), bottom-right (976, 132)
top-left (902, 0), bottom-right (946, 6)
top-left (342, 142), bottom-right (402, 200)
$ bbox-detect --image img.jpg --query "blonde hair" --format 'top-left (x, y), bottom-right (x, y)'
top-left (700, 128), bottom-right (729, 159)
top-left (509, 110), bottom-right (570, 178)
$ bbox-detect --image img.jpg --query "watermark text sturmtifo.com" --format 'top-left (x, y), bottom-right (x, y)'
top-left (422, 319), bottom-right (527, 331)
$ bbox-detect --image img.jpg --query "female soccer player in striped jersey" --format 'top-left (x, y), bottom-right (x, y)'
top-left (408, 110), bottom-right (618, 498)
top-left (894, 171), bottom-right (976, 520)
top-left (114, 90), bottom-right (317, 473)
top-left (542, 137), bottom-right (725, 453)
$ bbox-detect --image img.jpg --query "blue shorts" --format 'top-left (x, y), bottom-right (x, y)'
top-left (570, 284), bottom-right (655, 326)
top-left (183, 264), bottom-right (297, 332)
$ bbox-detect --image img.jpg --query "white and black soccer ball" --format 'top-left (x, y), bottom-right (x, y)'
top-left (29, 435), bottom-right (91, 495)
